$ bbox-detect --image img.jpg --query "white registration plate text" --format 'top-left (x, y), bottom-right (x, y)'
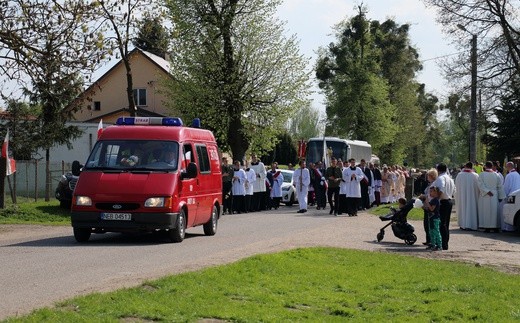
top-left (101, 213), bottom-right (132, 221)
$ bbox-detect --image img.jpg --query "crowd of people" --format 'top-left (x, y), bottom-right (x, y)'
top-left (221, 155), bottom-right (519, 251)
top-left (453, 161), bottom-right (519, 233)
top-left (221, 155), bottom-right (412, 216)
top-left (221, 154), bottom-right (283, 215)
top-left (400, 160), bottom-right (518, 252)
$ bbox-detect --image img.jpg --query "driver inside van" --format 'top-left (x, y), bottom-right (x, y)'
top-left (164, 149), bottom-right (176, 165)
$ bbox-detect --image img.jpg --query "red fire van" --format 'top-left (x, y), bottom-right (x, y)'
top-left (71, 117), bottom-right (222, 243)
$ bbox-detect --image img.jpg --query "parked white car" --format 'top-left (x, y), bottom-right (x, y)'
top-left (503, 188), bottom-right (520, 228)
top-left (280, 169), bottom-right (298, 206)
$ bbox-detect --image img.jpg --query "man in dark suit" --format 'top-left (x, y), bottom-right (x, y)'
top-left (359, 159), bottom-right (372, 210)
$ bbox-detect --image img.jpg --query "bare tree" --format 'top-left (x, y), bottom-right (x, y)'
top-left (0, 0), bottom-right (108, 200)
top-left (94, 0), bottom-right (161, 116)
top-left (423, 0), bottom-right (520, 95)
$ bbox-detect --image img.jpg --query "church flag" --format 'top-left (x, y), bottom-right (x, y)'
top-left (97, 119), bottom-right (103, 140)
top-left (2, 130), bottom-right (16, 176)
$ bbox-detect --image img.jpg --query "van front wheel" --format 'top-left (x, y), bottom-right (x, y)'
top-left (203, 205), bottom-right (218, 236)
top-left (73, 227), bottom-right (91, 243)
top-left (168, 210), bottom-right (186, 243)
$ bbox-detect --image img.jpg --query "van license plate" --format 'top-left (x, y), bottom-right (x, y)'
top-left (101, 213), bottom-right (132, 221)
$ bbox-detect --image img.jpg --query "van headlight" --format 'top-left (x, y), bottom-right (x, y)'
top-left (507, 195), bottom-right (516, 204)
top-left (75, 196), bottom-right (92, 206)
top-left (282, 186), bottom-right (289, 191)
top-left (145, 197), bottom-right (171, 208)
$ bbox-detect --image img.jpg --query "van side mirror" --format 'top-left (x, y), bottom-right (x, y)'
top-left (181, 162), bottom-right (198, 180)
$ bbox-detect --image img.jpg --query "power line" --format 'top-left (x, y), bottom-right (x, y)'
top-left (421, 51), bottom-right (465, 63)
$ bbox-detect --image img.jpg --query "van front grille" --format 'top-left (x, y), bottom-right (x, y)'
top-left (95, 203), bottom-right (140, 211)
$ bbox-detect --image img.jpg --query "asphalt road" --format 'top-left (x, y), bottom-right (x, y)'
top-left (1, 207), bottom-right (519, 320)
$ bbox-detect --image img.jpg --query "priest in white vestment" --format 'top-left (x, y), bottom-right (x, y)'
top-left (250, 154), bottom-right (266, 211)
top-left (343, 158), bottom-right (364, 216)
top-left (293, 160), bottom-right (311, 213)
top-left (455, 162), bottom-right (480, 230)
top-left (501, 162), bottom-right (520, 231)
top-left (477, 161), bottom-right (505, 231)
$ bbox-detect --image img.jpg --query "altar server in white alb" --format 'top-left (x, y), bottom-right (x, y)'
top-left (293, 159), bottom-right (311, 213)
top-left (477, 161), bottom-right (505, 232)
top-left (243, 159), bottom-right (256, 213)
top-left (231, 160), bottom-right (247, 214)
top-left (455, 162), bottom-right (480, 231)
top-left (270, 162), bottom-right (284, 209)
top-left (343, 158), bottom-right (365, 216)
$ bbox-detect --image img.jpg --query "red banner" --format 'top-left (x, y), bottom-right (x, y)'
top-left (2, 130), bottom-right (16, 176)
top-left (297, 140), bottom-right (306, 159)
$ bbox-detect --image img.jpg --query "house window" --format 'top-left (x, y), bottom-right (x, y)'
top-left (93, 101), bottom-right (101, 111)
top-left (133, 88), bottom-right (147, 106)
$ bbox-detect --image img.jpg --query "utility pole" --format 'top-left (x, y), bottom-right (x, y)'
top-left (469, 34), bottom-right (477, 163)
top-left (457, 24), bottom-right (478, 162)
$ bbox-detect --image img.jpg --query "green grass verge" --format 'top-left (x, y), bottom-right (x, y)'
top-left (6, 247), bottom-right (520, 322)
top-left (370, 202), bottom-right (424, 221)
top-left (0, 200), bottom-right (70, 225)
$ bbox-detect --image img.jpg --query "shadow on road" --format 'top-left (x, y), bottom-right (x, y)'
top-left (450, 228), bottom-right (520, 244)
top-left (2, 232), bottom-right (206, 248)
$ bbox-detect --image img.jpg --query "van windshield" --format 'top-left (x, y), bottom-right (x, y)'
top-left (85, 140), bottom-right (179, 171)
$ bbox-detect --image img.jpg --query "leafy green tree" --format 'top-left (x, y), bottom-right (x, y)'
top-left (443, 94), bottom-right (470, 158)
top-left (409, 84), bottom-right (441, 168)
top-left (483, 80), bottom-right (520, 161)
top-left (163, 0), bottom-right (311, 162)
top-left (133, 15), bottom-right (170, 58)
top-left (316, 6), bottom-right (400, 161)
top-left (373, 20), bottom-right (424, 165)
top-left (287, 104), bottom-right (323, 141)
top-left (0, 100), bottom-right (38, 161)
top-left (261, 131), bottom-right (297, 166)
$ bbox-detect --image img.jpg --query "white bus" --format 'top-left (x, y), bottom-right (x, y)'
top-left (305, 137), bottom-right (372, 164)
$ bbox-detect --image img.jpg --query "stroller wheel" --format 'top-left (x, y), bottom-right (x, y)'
top-left (404, 234), bottom-right (417, 245)
top-left (376, 231), bottom-right (384, 242)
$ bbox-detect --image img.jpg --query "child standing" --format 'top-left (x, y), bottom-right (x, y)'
top-left (424, 186), bottom-right (442, 251)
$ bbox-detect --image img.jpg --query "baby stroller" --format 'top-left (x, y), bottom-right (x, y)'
top-left (376, 199), bottom-right (417, 245)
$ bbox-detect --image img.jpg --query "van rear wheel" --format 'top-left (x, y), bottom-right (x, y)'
top-left (203, 205), bottom-right (218, 236)
top-left (168, 210), bottom-right (186, 243)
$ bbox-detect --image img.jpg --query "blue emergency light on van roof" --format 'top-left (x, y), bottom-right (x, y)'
top-left (116, 117), bottom-right (183, 126)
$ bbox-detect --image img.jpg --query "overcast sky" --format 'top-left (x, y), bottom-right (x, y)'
top-left (276, 0), bottom-right (461, 113)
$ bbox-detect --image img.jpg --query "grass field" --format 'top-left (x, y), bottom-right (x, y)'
top-left (5, 247), bottom-right (519, 322)
top-left (0, 200), bottom-right (70, 225)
